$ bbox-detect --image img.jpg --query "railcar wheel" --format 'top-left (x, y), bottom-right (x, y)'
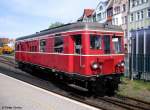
top-left (88, 81), bottom-right (107, 96)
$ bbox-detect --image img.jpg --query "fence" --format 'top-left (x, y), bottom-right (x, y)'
top-left (125, 53), bottom-right (150, 81)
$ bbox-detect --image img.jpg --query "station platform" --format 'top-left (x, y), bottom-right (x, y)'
top-left (0, 73), bottom-right (99, 110)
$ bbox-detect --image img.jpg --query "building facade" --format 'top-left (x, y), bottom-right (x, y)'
top-left (93, 1), bottom-right (108, 23)
top-left (128, 0), bottom-right (150, 37)
top-left (126, 0), bottom-right (150, 80)
top-left (112, 0), bottom-right (129, 44)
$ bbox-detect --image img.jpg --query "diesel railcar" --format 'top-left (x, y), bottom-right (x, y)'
top-left (15, 22), bottom-right (125, 94)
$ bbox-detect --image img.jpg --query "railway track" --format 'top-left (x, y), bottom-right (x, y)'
top-left (0, 57), bottom-right (15, 67)
top-left (98, 96), bottom-right (150, 110)
top-left (0, 56), bottom-right (150, 110)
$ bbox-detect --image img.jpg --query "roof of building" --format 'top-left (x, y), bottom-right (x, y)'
top-left (84, 9), bottom-right (94, 17)
top-left (16, 22), bottom-right (123, 41)
top-left (77, 9), bottom-right (94, 21)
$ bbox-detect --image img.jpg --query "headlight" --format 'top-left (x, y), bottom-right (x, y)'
top-left (120, 61), bottom-right (125, 66)
top-left (117, 61), bottom-right (125, 67)
top-left (91, 62), bottom-right (99, 69)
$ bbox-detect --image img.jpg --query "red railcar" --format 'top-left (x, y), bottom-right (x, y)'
top-left (15, 22), bottom-right (124, 94)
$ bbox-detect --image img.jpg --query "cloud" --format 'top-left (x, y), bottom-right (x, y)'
top-left (0, 0), bottom-right (100, 38)
top-left (1, 0), bottom-right (99, 22)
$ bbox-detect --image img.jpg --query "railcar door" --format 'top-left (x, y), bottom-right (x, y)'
top-left (73, 35), bottom-right (82, 73)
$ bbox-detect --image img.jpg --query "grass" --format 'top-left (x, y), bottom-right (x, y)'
top-left (117, 77), bottom-right (150, 102)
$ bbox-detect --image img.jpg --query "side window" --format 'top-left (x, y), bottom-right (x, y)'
top-left (32, 46), bottom-right (34, 52)
top-left (35, 46), bottom-right (37, 52)
top-left (40, 40), bottom-right (46, 52)
top-left (74, 35), bottom-right (81, 54)
top-left (90, 35), bottom-right (102, 49)
top-left (54, 37), bottom-right (63, 53)
top-left (103, 35), bottom-right (110, 54)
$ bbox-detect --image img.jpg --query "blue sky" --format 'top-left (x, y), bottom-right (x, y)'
top-left (0, 0), bottom-right (101, 38)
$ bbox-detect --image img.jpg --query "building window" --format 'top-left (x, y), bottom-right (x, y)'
top-left (134, 0), bottom-right (137, 6)
top-left (136, 12), bottom-right (140, 21)
top-left (122, 16), bottom-right (127, 25)
top-left (130, 13), bottom-right (134, 22)
top-left (125, 16), bottom-right (127, 24)
top-left (99, 6), bottom-right (103, 11)
top-left (137, 0), bottom-right (139, 5)
top-left (148, 9), bottom-right (150, 18)
top-left (40, 40), bottom-right (46, 52)
top-left (54, 37), bottom-right (64, 53)
top-left (123, 4), bottom-right (126, 12)
top-left (97, 13), bottom-right (102, 21)
top-left (144, 0), bottom-right (148, 3)
top-left (114, 6), bottom-right (120, 14)
top-left (141, 10), bottom-right (144, 19)
top-left (132, 1), bottom-right (134, 7)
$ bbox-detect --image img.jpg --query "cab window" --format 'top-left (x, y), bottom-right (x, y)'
top-left (90, 35), bottom-right (102, 49)
top-left (112, 36), bottom-right (122, 54)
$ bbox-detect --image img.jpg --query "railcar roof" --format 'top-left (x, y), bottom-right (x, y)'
top-left (16, 22), bottom-right (123, 41)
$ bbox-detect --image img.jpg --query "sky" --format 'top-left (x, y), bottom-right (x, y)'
top-left (0, 0), bottom-right (102, 39)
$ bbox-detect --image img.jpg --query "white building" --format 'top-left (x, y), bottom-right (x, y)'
top-left (112, 0), bottom-right (128, 45)
top-left (93, 1), bottom-right (108, 23)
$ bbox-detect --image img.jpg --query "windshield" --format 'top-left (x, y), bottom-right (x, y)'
top-left (90, 35), bottom-right (102, 49)
top-left (112, 36), bottom-right (122, 54)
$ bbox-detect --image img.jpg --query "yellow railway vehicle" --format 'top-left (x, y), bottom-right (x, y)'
top-left (2, 44), bottom-right (14, 54)
top-left (0, 47), bottom-right (2, 55)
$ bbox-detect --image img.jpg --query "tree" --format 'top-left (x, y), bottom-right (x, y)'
top-left (49, 22), bottom-right (64, 28)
